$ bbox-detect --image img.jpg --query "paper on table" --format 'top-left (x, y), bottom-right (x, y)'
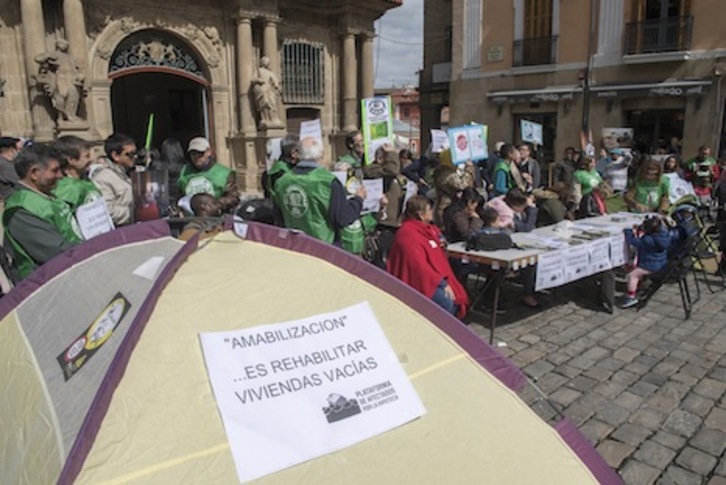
top-left (535, 249), bottom-right (566, 291)
top-left (589, 238), bottom-right (613, 273)
top-left (361, 178), bottom-right (384, 214)
top-left (609, 234), bottom-right (627, 268)
top-left (564, 244), bottom-right (592, 283)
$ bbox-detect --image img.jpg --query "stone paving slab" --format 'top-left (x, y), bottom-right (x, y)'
top-left (464, 272), bottom-right (726, 484)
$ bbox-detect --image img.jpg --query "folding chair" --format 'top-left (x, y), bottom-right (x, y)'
top-left (636, 231), bottom-right (700, 319)
top-left (670, 201), bottom-right (725, 293)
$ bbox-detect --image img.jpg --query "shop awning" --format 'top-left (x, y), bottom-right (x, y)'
top-left (487, 85), bottom-right (582, 104)
top-left (590, 79), bottom-right (711, 99)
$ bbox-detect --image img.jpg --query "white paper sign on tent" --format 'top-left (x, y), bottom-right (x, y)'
top-left (299, 119), bottom-right (323, 141)
top-left (75, 198), bottom-right (115, 240)
top-left (199, 302), bottom-right (426, 484)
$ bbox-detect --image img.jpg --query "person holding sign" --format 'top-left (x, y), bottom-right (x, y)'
top-left (273, 137), bottom-right (367, 253)
top-left (492, 144), bottom-right (526, 196)
top-left (3, 144), bottom-right (82, 280)
top-left (387, 196), bottom-right (468, 317)
top-left (517, 143), bottom-right (542, 190)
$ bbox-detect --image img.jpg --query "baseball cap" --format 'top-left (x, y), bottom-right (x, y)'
top-left (187, 137), bottom-right (211, 153)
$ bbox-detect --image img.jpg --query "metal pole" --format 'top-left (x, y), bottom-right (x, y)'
top-left (581, 0), bottom-right (598, 135)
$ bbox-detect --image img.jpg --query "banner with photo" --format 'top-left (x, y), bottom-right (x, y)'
top-left (601, 128), bottom-right (634, 152)
top-left (361, 97), bottom-right (394, 165)
top-left (447, 124), bottom-right (488, 165)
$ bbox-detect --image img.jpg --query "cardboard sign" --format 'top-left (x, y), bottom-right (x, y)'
top-left (200, 302), bottom-right (426, 483)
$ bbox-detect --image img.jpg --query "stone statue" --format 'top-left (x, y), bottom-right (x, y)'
top-left (251, 56), bottom-right (282, 129)
top-left (34, 39), bottom-right (84, 121)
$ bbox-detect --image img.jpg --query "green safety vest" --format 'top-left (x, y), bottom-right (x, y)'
top-left (274, 167), bottom-right (365, 253)
top-left (337, 152), bottom-right (363, 169)
top-left (493, 160), bottom-right (515, 191)
top-left (3, 188), bottom-right (83, 279)
top-left (267, 160), bottom-right (291, 199)
top-left (634, 175), bottom-right (670, 211)
top-left (178, 163), bottom-right (231, 198)
top-left (52, 177), bottom-right (102, 211)
top-left (574, 169), bottom-right (603, 195)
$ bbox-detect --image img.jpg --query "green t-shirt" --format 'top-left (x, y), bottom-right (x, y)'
top-left (574, 169), bottom-right (603, 195)
top-left (633, 175), bottom-right (670, 211)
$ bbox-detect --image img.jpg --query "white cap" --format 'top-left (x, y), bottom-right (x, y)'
top-left (187, 137), bottom-right (210, 152)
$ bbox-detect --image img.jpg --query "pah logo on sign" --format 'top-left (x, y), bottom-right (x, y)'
top-left (367, 99), bottom-right (387, 117)
top-left (322, 393), bottom-right (361, 423)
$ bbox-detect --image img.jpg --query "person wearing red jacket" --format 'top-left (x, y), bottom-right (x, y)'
top-left (387, 195), bottom-right (469, 318)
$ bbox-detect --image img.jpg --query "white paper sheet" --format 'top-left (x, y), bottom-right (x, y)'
top-left (535, 249), bottom-right (566, 291)
top-left (199, 302), bottom-right (426, 483)
top-left (564, 244), bottom-right (592, 283)
top-left (75, 198), bottom-right (115, 240)
top-left (361, 178), bottom-right (384, 214)
top-left (589, 238), bottom-right (613, 273)
top-left (299, 119), bottom-right (323, 141)
top-left (609, 234), bottom-right (627, 268)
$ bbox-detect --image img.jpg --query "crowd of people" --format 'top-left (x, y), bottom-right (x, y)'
top-left (0, 130), bottom-right (723, 318)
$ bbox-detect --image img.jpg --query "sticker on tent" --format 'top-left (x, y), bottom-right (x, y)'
top-left (199, 301), bottom-right (426, 483)
top-left (57, 292), bottom-right (131, 381)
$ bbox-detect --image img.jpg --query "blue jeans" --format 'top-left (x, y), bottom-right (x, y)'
top-left (432, 280), bottom-right (457, 315)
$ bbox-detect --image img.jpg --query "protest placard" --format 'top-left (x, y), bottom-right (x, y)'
top-left (300, 119), bottom-right (323, 141)
top-left (447, 124), bottom-right (488, 165)
top-left (361, 178), bottom-right (384, 214)
top-left (520, 120), bottom-right (543, 145)
top-left (361, 97), bottom-right (394, 165)
top-left (430, 129), bottom-right (450, 153)
top-left (75, 198), bottom-right (115, 240)
top-left (199, 302), bottom-right (426, 483)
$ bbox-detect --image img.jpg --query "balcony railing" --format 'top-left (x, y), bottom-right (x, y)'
top-left (513, 36), bottom-right (558, 67)
top-left (624, 16), bottom-right (693, 55)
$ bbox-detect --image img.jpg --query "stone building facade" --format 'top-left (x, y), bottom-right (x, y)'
top-left (420, 0), bottom-right (726, 165)
top-left (0, 0), bottom-right (399, 192)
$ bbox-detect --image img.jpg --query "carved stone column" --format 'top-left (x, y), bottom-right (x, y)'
top-left (63, 0), bottom-right (87, 72)
top-left (20, 0), bottom-right (54, 140)
top-left (341, 30), bottom-right (358, 132)
top-left (262, 16), bottom-right (281, 77)
top-left (360, 31), bottom-right (375, 99)
top-left (235, 13), bottom-right (255, 135)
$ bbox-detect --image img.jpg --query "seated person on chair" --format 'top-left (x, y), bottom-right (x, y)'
top-left (620, 216), bottom-right (676, 309)
top-left (624, 159), bottom-right (671, 214)
top-left (387, 196), bottom-right (469, 318)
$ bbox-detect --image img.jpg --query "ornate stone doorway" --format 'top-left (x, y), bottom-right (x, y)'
top-left (108, 29), bottom-right (211, 151)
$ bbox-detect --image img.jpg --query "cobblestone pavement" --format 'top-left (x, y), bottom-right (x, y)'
top-left (463, 273), bottom-right (726, 485)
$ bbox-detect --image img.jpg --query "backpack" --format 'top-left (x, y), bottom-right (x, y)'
top-left (465, 231), bottom-right (514, 251)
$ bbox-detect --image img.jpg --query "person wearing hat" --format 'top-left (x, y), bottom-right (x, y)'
top-left (0, 137), bottom-right (21, 202)
top-left (89, 133), bottom-right (136, 226)
top-left (178, 137), bottom-right (239, 212)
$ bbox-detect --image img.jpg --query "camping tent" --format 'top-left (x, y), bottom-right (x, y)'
top-left (0, 219), bottom-right (621, 484)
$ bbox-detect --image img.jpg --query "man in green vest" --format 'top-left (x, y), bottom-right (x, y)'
top-left (335, 130), bottom-right (365, 170)
top-left (274, 137), bottom-right (366, 250)
top-left (53, 135), bottom-right (102, 210)
top-left (263, 135), bottom-right (300, 200)
top-left (3, 144), bottom-right (82, 280)
top-left (178, 137), bottom-right (240, 213)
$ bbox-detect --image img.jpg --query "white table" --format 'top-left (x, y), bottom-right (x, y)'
top-left (448, 213), bottom-right (648, 342)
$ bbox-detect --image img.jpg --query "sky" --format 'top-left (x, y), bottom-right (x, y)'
top-left (373, 0), bottom-right (424, 89)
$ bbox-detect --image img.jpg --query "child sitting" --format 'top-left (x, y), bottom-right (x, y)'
top-left (621, 215), bottom-right (676, 308)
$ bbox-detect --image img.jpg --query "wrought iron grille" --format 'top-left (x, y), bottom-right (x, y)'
top-left (109, 29), bottom-right (207, 82)
top-left (513, 35), bottom-right (558, 67)
top-left (624, 16), bottom-right (693, 55)
top-left (282, 41), bottom-right (324, 104)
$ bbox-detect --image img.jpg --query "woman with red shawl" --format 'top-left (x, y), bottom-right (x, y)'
top-left (387, 196), bottom-right (469, 317)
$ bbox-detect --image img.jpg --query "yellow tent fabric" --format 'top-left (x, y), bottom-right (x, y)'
top-left (75, 232), bottom-right (599, 484)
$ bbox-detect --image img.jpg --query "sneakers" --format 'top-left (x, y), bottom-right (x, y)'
top-left (620, 296), bottom-right (639, 309)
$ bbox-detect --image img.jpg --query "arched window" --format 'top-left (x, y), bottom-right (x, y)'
top-left (282, 41), bottom-right (324, 104)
